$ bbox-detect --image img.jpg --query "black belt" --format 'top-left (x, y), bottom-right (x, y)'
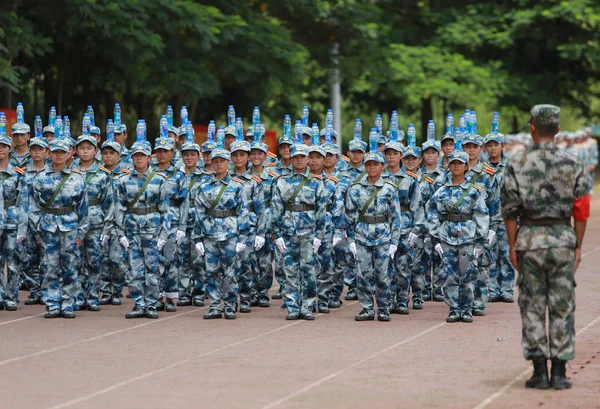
top-left (441, 214), bottom-right (472, 222)
top-left (400, 205), bottom-right (410, 212)
top-left (89, 199), bottom-right (102, 207)
top-left (4, 199), bottom-right (16, 208)
top-left (169, 199), bottom-right (181, 207)
top-left (264, 200), bottom-right (271, 208)
top-left (206, 209), bottom-right (236, 218)
top-left (520, 218), bottom-right (570, 227)
top-left (284, 204), bottom-right (315, 212)
top-left (359, 215), bottom-right (387, 224)
top-left (44, 206), bottom-right (74, 215)
top-left (248, 204), bottom-right (254, 214)
top-left (126, 206), bottom-right (158, 215)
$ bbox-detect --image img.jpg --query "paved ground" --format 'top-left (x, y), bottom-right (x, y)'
top-left (1, 201), bottom-right (599, 409)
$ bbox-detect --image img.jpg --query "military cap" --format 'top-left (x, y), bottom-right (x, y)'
top-left (181, 142), bottom-right (201, 153)
top-left (278, 135), bottom-right (294, 146)
top-left (131, 141), bottom-right (151, 156)
top-left (168, 126), bottom-right (179, 135)
top-left (384, 140), bottom-right (403, 152)
top-left (42, 125), bottom-right (55, 135)
top-left (29, 137), bottom-right (49, 149)
top-left (363, 151), bottom-right (385, 164)
top-left (319, 128), bottom-right (338, 139)
top-left (529, 104), bottom-right (560, 126)
top-left (202, 141), bottom-right (216, 153)
top-left (11, 123), bottom-right (30, 135)
top-left (211, 148), bottom-right (231, 161)
top-left (90, 126), bottom-right (101, 135)
top-left (377, 134), bottom-right (389, 145)
top-left (462, 134), bottom-right (483, 146)
top-left (66, 137), bottom-right (77, 147)
top-left (154, 137), bottom-right (175, 151)
top-left (447, 151), bottom-right (469, 164)
top-left (403, 146), bottom-right (422, 158)
top-left (49, 139), bottom-right (70, 152)
top-left (348, 139), bottom-right (367, 152)
top-left (301, 126), bottom-right (312, 136)
top-left (440, 132), bottom-right (454, 143)
top-left (230, 140), bottom-right (251, 153)
top-left (421, 140), bottom-right (440, 152)
top-left (290, 144), bottom-right (309, 157)
top-left (76, 134), bottom-right (98, 148)
top-left (0, 134), bottom-right (13, 146)
top-left (484, 133), bottom-right (504, 144)
top-left (178, 126), bottom-right (187, 137)
top-left (308, 144), bottom-right (326, 157)
top-left (322, 142), bottom-right (339, 155)
top-left (250, 141), bottom-right (268, 153)
top-left (114, 124), bottom-right (127, 133)
top-left (224, 126), bottom-right (237, 137)
top-left (101, 140), bottom-right (122, 152)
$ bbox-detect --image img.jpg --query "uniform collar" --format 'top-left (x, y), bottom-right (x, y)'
top-left (132, 167), bottom-right (153, 177)
top-left (290, 168), bottom-right (310, 178)
top-left (360, 175), bottom-right (384, 187)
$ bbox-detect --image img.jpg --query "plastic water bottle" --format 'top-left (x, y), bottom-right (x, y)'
top-left (49, 106), bottom-right (57, 126)
top-left (82, 113), bottom-right (91, 135)
top-left (55, 116), bottom-right (63, 138)
top-left (391, 110), bottom-right (398, 124)
top-left (492, 112), bottom-right (500, 133)
top-left (325, 121), bottom-right (333, 144)
top-left (446, 113), bottom-right (454, 135)
top-left (388, 118), bottom-right (398, 142)
top-left (107, 119), bottom-right (114, 141)
top-left (235, 117), bottom-right (244, 140)
top-left (63, 116), bottom-right (71, 138)
top-left (459, 115), bottom-right (466, 134)
top-left (16, 102), bottom-right (24, 124)
top-left (140, 119), bottom-right (147, 138)
top-left (227, 105), bottom-right (236, 127)
top-left (207, 120), bottom-right (216, 142)
top-left (114, 104), bottom-right (121, 126)
top-left (456, 115), bottom-right (466, 151)
top-left (166, 105), bottom-right (174, 127)
top-left (294, 120), bottom-right (302, 143)
top-left (136, 120), bottom-right (145, 142)
top-left (374, 114), bottom-right (383, 133)
top-left (180, 106), bottom-right (188, 126)
top-left (427, 120), bottom-right (435, 142)
top-left (301, 106), bottom-right (309, 127)
top-left (34, 116), bottom-right (43, 138)
top-left (252, 106), bottom-right (261, 126)
top-left (407, 124), bottom-right (416, 147)
top-left (160, 115), bottom-right (168, 138)
top-left (326, 109), bottom-right (334, 125)
top-left (253, 122), bottom-right (261, 142)
top-left (0, 113), bottom-right (6, 136)
top-left (283, 114), bottom-right (292, 138)
top-left (369, 128), bottom-right (378, 152)
top-left (471, 111), bottom-right (478, 135)
top-left (186, 121), bottom-right (194, 142)
top-left (311, 123), bottom-right (320, 145)
top-left (216, 126), bottom-right (225, 148)
top-left (353, 119), bottom-right (362, 141)
top-left (87, 105), bottom-right (95, 126)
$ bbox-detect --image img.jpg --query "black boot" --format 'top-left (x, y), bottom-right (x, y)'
top-left (550, 358), bottom-right (572, 389)
top-left (524, 359), bottom-right (550, 389)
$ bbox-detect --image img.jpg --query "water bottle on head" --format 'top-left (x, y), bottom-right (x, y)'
top-left (49, 106), bottom-right (57, 127)
top-left (35, 116), bottom-right (43, 138)
top-left (16, 102), bottom-right (24, 124)
top-left (166, 105), bottom-right (174, 127)
top-left (114, 104), bottom-right (121, 126)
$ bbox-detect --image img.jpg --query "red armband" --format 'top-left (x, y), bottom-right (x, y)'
top-left (573, 194), bottom-right (591, 221)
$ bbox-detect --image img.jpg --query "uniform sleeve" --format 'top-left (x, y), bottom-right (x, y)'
top-left (0, 184), bottom-right (4, 232)
top-left (193, 186), bottom-right (206, 243)
top-left (345, 186), bottom-right (358, 241)
top-left (473, 192), bottom-right (489, 243)
top-left (253, 181), bottom-right (266, 238)
top-left (101, 177), bottom-right (115, 236)
top-left (236, 183), bottom-right (250, 244)
top-left (574, 161), bottom-right (591, 199)
top-left (158, 179), bottom-right (171, 242)
top-left (500, 162), bottom-right (520, 220)
top-left (425, 192), bottom-right (441, 240)
top-left (76, 180), bottom-right (89, 238)
top-left (114, 178), bottom-right (127, 238)
top-left (409, 179), bottom-right (425, 235)
top-left (176, 176), bottom-right (190, 233)
top-left (28, 177), bottom-right (42, 232)
top-left (16, 174), bottom-right (27, 237)
top-left (389, 189), bottom-right (402, 244)
top-left (314, 179), bottom-right (326, 239)
top-left (332, 181), bottom-right (348, 236)
top-left (270, 180), bottom-right (284, 239)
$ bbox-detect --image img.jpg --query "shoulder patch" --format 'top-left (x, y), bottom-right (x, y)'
top-left (151, 153), bottom-right (157, 158)
top-left (386, 181), bottom-right (398, 188)
top-left (473, 185), bottom-right (483, 193)
top-left (231, 177), bottom-right (244, 184)
top-left (483, 162), bottom-right (494, 169)
top-left (405, 170), bottom-right (418, 179)
top-left (341, 155), bottom-right (350, 163)
top-left (425, 176), bottom-right (434, 184)
top-left (252, 175), bottom-right (262, 183)
top-left (265, 162), bottom-right (277, 167)
top-left (267, 151), bottom-right (277, 158)
top-left (121, 169), bottom-right (131, 174)
top-left (71, 169), bottom-right (84, 175)
top-left (268, 171), bottom-right (280, 179)
top-left (13, 167), bottom-right (25, 175)
top-left (99, 166), bottom-right (111, 174)
top-left (311, 174), bottom-right (322, 180)
top-left (155, 172), bottom-right (166, 178)
top-left (201, 170), bottom-right (212, 175)
top-left (483, 167), bottom-right (495, 176)
top-left (327, 175), bottom-right (339, 183)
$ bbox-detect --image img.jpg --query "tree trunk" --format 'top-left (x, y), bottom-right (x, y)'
top-left (512, 115), bottom-right (518, 134)
top-left (57, 68), bottom-right (65, 115)
top-left (420, 96), bottom-right (432, 145)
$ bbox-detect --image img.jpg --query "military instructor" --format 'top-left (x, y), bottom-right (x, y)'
top-left (501, 104), bottom-right (591, 390)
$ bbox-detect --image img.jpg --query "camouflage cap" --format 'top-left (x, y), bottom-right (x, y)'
top-left (101, 140), bottom-right (122, 153)
top-left (301, 126), bottom-right (312, 136)
top-left (250, 141), bottom-right (268, 153)
top-left (202, 141), bottom-right (216, 153)
top-left (363, 151), bottom-right (385, 164)
top-left (462, 134), bottom-right (483, 146)
top-left (278, 135), bottom-right (294, 146)
top-left (403, 146), bottom-right (422, 158)
top-left (76, 134), bottom-right (98, 148)
top-left (49, 139), bottom-right (70, 152)
top-left (421, 140), bottom-right (440, 152)
top-left (0, 134), bottom-right (13, 146)
top-left (290, 143), bottom-right (309, 157)
top-left (181, 142), bottom-right (201, 153)
top-left (90, 126), bottom-right (101, 136)
top-left (230, 140), bottom-right (251, 153)
top-left (154, 137), bottom-right (175, 151)
top-left (384, 141), bottom-right (403, 152)
top-left (42, 125), bottom-right (55, 134)
top-left (447, 151), bottom-right (468, 164)
top-left (322, 142), bottom-right (338, 155)
top-left (308, 144), bottom-right (326, 157)
top-left (224, 126), bottom-right (237, 137)
top-left (484, 132), bottom-right (504, 144)
top-left (348, 139), bottom-right (367, 152)
top-left (319, 128), bottom-right (338, 139)
top-left (440, 132), bottom-right (454, 143)
top-left (529, 104), bottom-right (560, 127)
top-left (131, 141), bottom-right (151, 156)
top-left (211, 148), bottom-right (231, 161)
top-left (114, 123), bottom-right (127, 133)
top-left (168, 126), bottom-right (179, 135)
top-left (29, 137), bottom-right (49, 149)
top-left (11, 123), bottom-right (30, 135)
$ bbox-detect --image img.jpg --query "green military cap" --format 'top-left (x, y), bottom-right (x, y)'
top-left (529, 104), bottom-right (560, 127)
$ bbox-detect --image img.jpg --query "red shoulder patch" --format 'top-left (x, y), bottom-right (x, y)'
top-left (265, 162), bottom-right (277, 167)
top-left (252, 175), bottom-right (262, 183)
top-left (405, 170), bottom-right (418, 179)
top-left (473, 185), bottom-right (483, 193)
top-left (425, 176), bottom-right (434, 184)
top-left (231, 177), bottom-right (244, 184)
top-left (341, 155), bottom-right (350, 162)
top-left (483, 167), bottom-right (495, 176)
top-left (267, 151), bottom-right (277, 158)
top-left (13, 167), bottom-right (25, 175)
top-left (121, 169), bottom-right (131, 173)
top-left (310, 174), bottom-right (322, 180)
top-left (71, 169), bottom-right (83, 175)
top-left (99, 166), bottom-right (111, 174)
top-left (327, 175), bottom-right (339, 183)
top-left (268, 171), bottom-right (280, 179)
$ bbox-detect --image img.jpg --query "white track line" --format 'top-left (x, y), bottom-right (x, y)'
top-left (261, 321), bottom-right (447, 409)
top-left (0, 312), bottom-right (45, 326)
top-left (44, 301), bottom-right (359, 409)
top-left (0, 306), bottom-right (206, 366)
top-left (581, 245), bottom-right (600, 258)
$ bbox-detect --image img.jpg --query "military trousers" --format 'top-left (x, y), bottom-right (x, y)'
top-left (391, 236), bottom-right (423, 306)
top-left (488, 225), bottom-right (515, 299)
top-left (18, 228), bottom-right (42, 298)
top-left (473, 242), bottom-right (492, 311)
top-left (179, 228), bottom-right (203, 301)
top-left (441, 243), bottom-right (478, 313)
top-left (517, 248), bottom-right (575, 361)
top-left (356, 242), bottom-right (392, 313)
top-left (421, 234), bottom-right (444, 298)
top-left (204, 238), bottom-right (239, 312)
top-left (77, 227), bottom-right (104, 306)
top-left (40, 229), bottom-right (79, 312)
top-left (99, 234), bottom-right (128, 299)
top-left (316, 230), bottom-right (334, 306)
top-left (330, 237), bottom-right (349, 302)
top-left (159, 238), bottom-right (179, 299)
top-left (254, 236), bottom-right (273, 300)
top-left (280, 234), bottom-right (317, 315)
top-left (127, 232), bottom-right (160, 310)
top-left (0, 229), bottom-right (20, 307)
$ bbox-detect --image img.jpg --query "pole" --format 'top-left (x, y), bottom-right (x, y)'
top-left (330, 42), bottom-right (342, 152)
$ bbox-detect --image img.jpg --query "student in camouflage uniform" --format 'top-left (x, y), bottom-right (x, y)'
top-left (30, 138), bottom-right (89, 318)
top-left (115, 141), bottom-right (171, 319)
top-left (10, 123), bottom-right (32, 168)
top-left (501, 105), bottom-right (590, 390)
top-left (114, 124), bottom-right (132, 169)
top-left (426, 151), bottom-right (489, 323)
top-left (72, 134), bottom-right (113, 311)
top-left (0, 134), bottom-right (27, 311)
top-left (346, 149), bottom-right (401, 322)
top-left (194, 141), bottom-right (250, 320)
top-left (271, 143), bottom-right (326, 320)
top-left (20, 137), bottom-right (48, 305)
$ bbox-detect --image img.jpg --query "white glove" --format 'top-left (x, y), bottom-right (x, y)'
top-left (119, 236), bottom-right (129, 250)
top-left (176, 230), bottom-right (186, 245)
top-left (424, 237), bottom-right (431, 245)
top-left (195, 242), bottom-right (205, 256)
top-left (275, 237), bottom-right (288, 253)
top-left (332, 235), bottom-right (343, 248)
top-left (17, 234), bottom-right (26, 244)
top-left (474, 245), bottom-right (483, 259)
top-left (408, 232), bottom-right (418, 247)
top-left (100, 234), bottom-right (109, 246)
top-left (349, 242), bottom-right (358, 258)
top-left (313, 238), bottom-right (322, 254)
top-left (487, 230), bottom-right (496, 245)
top-left (434, 243), bottom-right (444, 257)
top-left (389, 244), bottom-right (398, 259)
top-left (254, 236), bottom-right (265, 251)
top-left (157, 238), bottom-right (166, 251)
top-left (236, 242), bottom-right (247, 254)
